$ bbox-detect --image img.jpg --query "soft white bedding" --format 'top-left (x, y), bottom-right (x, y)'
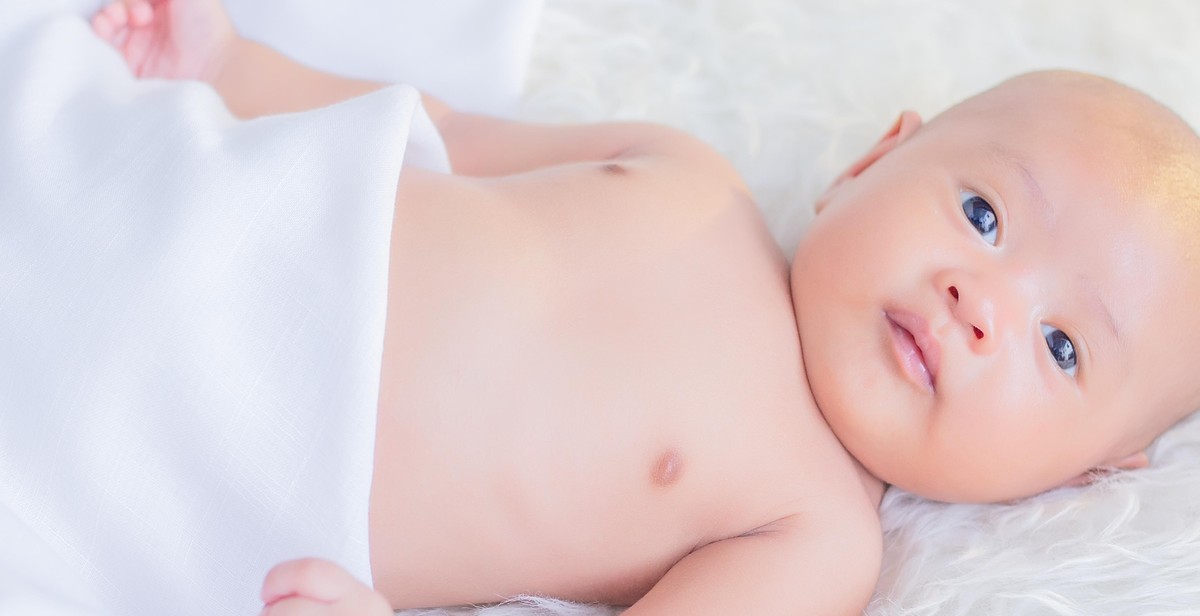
top-left (405, 1), bottom-right (1200, 615)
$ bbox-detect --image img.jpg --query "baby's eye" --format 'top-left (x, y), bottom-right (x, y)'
top-left (1041, 324), bottom-right (1077, 377)
top-left (960, 190), bottom-right (998, 245)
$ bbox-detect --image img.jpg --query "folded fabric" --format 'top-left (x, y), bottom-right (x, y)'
top-left (0, 6), bottom-right (447, 616)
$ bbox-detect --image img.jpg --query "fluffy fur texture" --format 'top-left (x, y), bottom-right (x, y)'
top-left (398, 1), bottom-right (1200, 614)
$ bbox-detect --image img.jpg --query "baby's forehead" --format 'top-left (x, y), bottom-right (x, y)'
top-left (1081, 169), bottom-right (1200, 429)
top-left (1113, 251), bottom-right (1200, 437)
top-left (935, 80), bottom-right (1200, 214)
top-left (952, 72), bottom-right (1158, 119)
top-left (943, 72), bottom-right (1198, 160)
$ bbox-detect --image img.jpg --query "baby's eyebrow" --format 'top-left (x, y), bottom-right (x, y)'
top-left (1081, 274), bottom-right (1122, 347)
top-left (987, 145), bottom-right (1050, 222)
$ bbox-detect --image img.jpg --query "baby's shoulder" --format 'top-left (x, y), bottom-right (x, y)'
top-left (701, 395), bottom-right (884, 561)
top-left (757, 484), bottom-right (883, 603)
top-left (730, 413), bottom-right (885, 574)
top-left (677, 485), bottom-right (882, 613)
top-left (775, 502), bottom-right (884, 610)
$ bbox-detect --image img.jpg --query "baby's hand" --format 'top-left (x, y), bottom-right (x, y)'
top-left (260, 558), bottom-right (394, 616)
top-left (90, 0), bottom-right (236, 84)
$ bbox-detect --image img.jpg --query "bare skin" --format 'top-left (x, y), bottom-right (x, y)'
top-left (369, 157), bottom-right (881, 610)
top-left (91, 1), bottom-right (1200, 615)
top-left (93, 1), bottom-right (881, 614)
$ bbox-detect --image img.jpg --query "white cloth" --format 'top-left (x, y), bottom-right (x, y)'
top-left (0, 503), bottom-right (103, 616)
top-left (222, 0), bottom-right (545, 116)
top-left (0, 5), bottom-right (448, 616)
top-left (64, 0), bottom-right (546, 116)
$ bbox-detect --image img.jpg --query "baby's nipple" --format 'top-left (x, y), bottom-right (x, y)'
top-left (651, 449), bottom-right (684, 488)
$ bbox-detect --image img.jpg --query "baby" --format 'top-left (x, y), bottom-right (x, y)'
top-left (89, 0), bottom-right (1200, 615)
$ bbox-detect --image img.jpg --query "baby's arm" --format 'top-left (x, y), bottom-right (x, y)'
top-left (91, 0), bottom-right (738, 180)
top-left (625, 515), bottom-right (879, 616)
top-left (213, 38), bottom-right (723, 179)
top-left (89, 0), bottom-right (406, 120)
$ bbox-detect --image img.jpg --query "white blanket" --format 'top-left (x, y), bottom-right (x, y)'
top-left (0, 4), bottom-right (447, 615)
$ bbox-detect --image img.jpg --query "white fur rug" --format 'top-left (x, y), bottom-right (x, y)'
top-left (398, 1), bottom-right (1200, 614)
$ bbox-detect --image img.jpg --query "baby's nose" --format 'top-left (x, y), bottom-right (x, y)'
top-left (938, 274), bottom-right (1006, 354)
top-left (947, 285), bottom-right (986, 338)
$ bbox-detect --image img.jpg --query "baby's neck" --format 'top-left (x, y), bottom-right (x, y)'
top-left (793, 310), bottom-right (888, 509)
top-left (799, 367), bottom-right (888, 510)
top-left (850, 455), bottom-right (888, 509)
top-left (802, 392), bottom-right (887, 509)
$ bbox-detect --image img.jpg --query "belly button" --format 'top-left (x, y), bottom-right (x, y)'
top-left (651, 449), bottom-right (683, 488)
top-left (601, 162), bottom-right (627, 176)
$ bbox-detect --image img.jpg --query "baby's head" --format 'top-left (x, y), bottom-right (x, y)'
top-left (791, 70), bottom-right (1200, 503)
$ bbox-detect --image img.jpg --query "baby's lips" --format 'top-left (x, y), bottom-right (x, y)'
top-left (885, 307), bottom-right (941, 387)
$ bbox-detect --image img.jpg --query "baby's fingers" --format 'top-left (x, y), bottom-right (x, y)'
top-left (261, 559), bottom-right (393, 616)
top-left (90, 3), bottom-right (126, 41)
top-left (261, 559), bottom-right (360, 606)
top-left (262, 593), bottom-right (392, 616)
top-left (261, 595), bottom-right (330, 616)
top-left (126, 0), bottom-right (154, 27)
top-left (91, 1), bottom-right (153, 40)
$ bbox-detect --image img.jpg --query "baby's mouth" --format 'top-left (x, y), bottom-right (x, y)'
top-left (885, 309), bottom-right (940, 393)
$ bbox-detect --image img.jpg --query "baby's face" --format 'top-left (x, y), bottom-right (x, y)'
top-left (791, 75), bottom-right (1200, 503)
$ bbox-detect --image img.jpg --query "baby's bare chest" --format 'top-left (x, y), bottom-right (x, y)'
top-left (370, 328), bottom-right (833, 608)
top-left (367, 168), bottom-right (853, 607)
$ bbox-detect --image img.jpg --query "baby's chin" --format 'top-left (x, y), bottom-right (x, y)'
top-left (829, 426), bottom-right (1066, 505)
top-left (873, 459), bottom-right (1071, 505)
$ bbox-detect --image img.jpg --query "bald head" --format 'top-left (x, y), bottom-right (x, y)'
top-left (943, 72), bottom-right (1191, 168)
top-left (945, 70), bottom-right (1198, 139)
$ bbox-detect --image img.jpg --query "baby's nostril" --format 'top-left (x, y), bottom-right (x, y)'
top-left (973, 326), bottom-right (984, 339)
top-left (949, 286), bottom-right (959, 301)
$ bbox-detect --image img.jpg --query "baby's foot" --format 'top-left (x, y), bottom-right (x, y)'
top-left (260, 558), bottom-right (394, 616)
top-left (90, 0), bottom-right (237, 84)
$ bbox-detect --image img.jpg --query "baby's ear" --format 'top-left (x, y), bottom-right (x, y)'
top-left (1056, 450), bottom-right (1150, 489)
top-left (814, 110), bottom-right (923, 214)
